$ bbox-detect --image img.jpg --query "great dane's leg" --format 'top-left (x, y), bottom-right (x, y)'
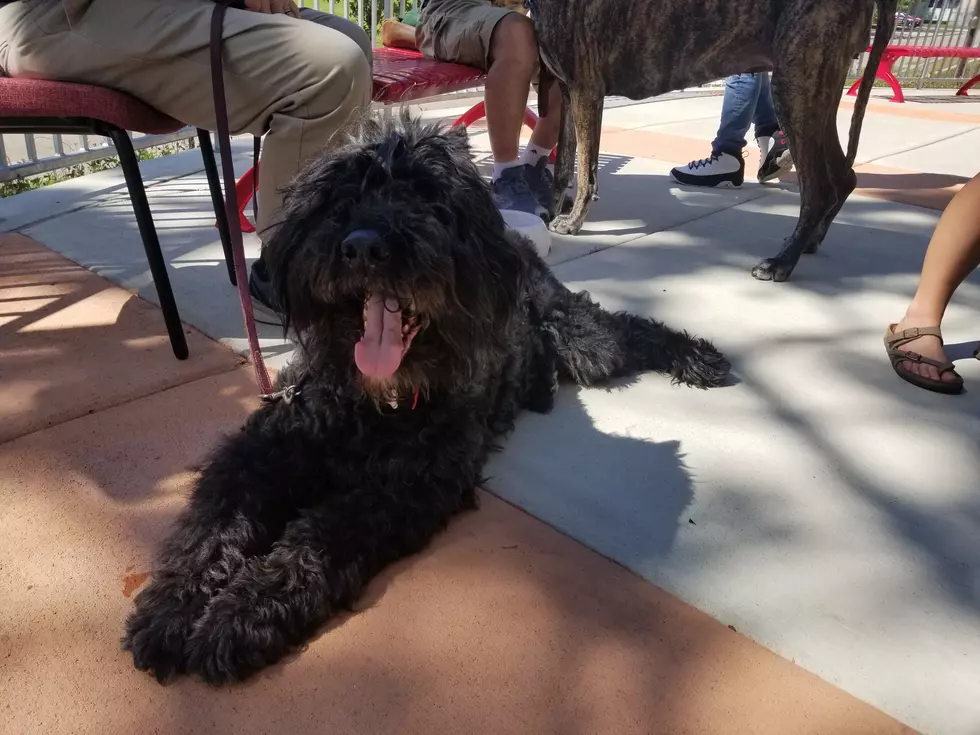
top-left (751, 21), bottom-right (857, 282)
top-left (550, 86), bottom-right (603, 236)
top-left (801, 116), bottom-right (858, 254)
top-left (551, 82), bottom-right (575, 219)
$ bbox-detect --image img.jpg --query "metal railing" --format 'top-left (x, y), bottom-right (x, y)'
top-left (0, 0), bottom-right (415, 185)
top-left (853, 0), bottom-right (980, 85)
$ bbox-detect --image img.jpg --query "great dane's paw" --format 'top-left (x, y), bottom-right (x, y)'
top-left (751, 257), bottom-right (797, 282)
top-left (548, 197), bottom-right (574, 218)
top-left (549, 214), bottom-right (584, 236)
top-left (803, 241), bottom-right (821, 255)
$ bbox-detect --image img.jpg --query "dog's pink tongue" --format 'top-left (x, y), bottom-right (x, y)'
top-left (355, 294), bottom-right (404, 378)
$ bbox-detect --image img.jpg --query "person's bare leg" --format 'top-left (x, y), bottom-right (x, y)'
top-left (485, 13), bottom-right (538, 164)
top-left (381, 18), bottom-right (418, 49)
top-left (528, 75), bottom-right (562, 152)
top-left (891, 172), bottom-right (980, 383)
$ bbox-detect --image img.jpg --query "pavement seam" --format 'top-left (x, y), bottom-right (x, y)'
top-left (859, 124), bottom-right (980, 167)
top-left (0, 358), bottom-right (246, 448)
top-left (4, 151), bottom-right (253, 234)
top-left (552, 187), bottom-right (785, 268)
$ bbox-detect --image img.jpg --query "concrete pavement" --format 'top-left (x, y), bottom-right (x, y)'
top-left (1, 88), bottom-right (978, 735)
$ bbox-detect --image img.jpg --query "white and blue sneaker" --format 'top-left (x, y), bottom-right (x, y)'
top-left (670, 152), bottom-right (745, 188)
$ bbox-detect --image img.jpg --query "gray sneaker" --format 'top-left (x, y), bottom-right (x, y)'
top-left (492, 164), bottom-right (548, 220)
top-left (526, 157), bottom-right (555, 221)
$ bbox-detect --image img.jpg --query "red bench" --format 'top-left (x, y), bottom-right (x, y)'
top-left (847, 45), bottom-right (980, 103)
top-left (229, 47), bottom-right (546, 233)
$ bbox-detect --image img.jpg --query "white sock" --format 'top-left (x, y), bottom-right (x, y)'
top-left (492, 159), bottom-right (522, 181)
top-left (520, 143), bottom-right (550, 167)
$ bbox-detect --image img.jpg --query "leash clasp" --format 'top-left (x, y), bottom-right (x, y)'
top-left (260, 384), bottom-right (301, 405)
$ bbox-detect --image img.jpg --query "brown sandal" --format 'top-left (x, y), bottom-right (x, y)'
top-left (884, 325), bottom-right (964, 395)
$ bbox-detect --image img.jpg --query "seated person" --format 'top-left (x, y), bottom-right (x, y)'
top-left (671, 73), bottom-right (793, 188)
top-left (0, 0), bottom-right (374, 320)
top-left (415, 0), bottom-right (562, 220)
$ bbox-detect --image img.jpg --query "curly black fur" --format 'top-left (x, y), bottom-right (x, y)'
top-left (122, 113), bottom-right (730, 685)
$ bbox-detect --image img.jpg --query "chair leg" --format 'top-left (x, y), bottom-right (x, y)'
top-left (880, 59), bottom-right (905, 104)
top-left (452, 100), bottom-right (486, 128)
top-left (108, 128), bottom-right (189, 360)
top-left (198, 129), bottom-right (236, 286)
top-left (235, 165), bottom-right (258, 234)
top-left (956, 72), bottom-right (980, 97)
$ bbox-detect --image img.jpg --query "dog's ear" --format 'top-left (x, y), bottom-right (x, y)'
top-left (263, 207), bottom-right (322, 336)
top-left (443, 123), bottom-right (469, 145)
top-left (440, 124), bottom-right (471, 160)
top-left (483, 230), bottom-right (530, 331)
top-left (445, 198), bottom-right (529, 346)
top-left (261, 154), bottom-right (348, 335)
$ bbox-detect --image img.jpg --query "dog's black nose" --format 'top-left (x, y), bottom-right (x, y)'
top-left (342, 229), bottom-right (388, 265)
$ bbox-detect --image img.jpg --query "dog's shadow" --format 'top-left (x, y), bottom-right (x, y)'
top-left (481, 383), bottom-right (695, 567)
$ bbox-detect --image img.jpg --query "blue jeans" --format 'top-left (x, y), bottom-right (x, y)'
top-left (711, 73), bottom-right (779, 156)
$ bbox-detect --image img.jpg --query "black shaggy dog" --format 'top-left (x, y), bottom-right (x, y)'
top-left (123, 114), bottom-right (730, 685)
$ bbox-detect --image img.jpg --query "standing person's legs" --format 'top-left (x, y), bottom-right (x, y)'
top-left (711, 73), bottom-right (763, 156)
top-left (885, 172), bottom-right (980, 393)
top-left (751, 72), bottom-right (779, 139)
top-left (752, 72), bottom-right (794, 184)
top-left (417, 0), bottom-right (561, 218)
top-left (671, 74), bottom-right (760, 188)
top-left (0, 0), bottom-right (372, 241)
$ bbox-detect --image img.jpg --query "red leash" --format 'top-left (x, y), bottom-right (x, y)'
top-left (210, 0), bottom-right (275, 396)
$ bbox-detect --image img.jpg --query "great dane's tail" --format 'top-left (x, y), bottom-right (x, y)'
top-left (846, 0), bottom-right (897, 167)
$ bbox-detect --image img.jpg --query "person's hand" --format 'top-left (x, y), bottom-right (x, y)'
top-left (243, 0), bottom-right (301, 17)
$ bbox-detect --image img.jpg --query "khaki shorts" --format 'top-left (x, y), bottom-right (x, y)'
top-left (416, 0), bottom-right (517, 70)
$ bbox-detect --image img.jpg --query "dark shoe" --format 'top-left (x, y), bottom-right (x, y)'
top-left (670, 152), bottom-right (744, 188)
top-left (492, 164), bottom-right (549, 220)
top-left (248, 257), bottom-right (284, 328)
top-left (525, 157), bottom-right (555, 221)
top-left (756, 130), bottom-right (793, 183)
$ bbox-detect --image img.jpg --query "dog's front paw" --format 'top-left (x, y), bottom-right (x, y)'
top-left (549, 214), bottom-right (583, 236)
top-left (123, 580), bottom-right (197, 683)
top-left (185, 591), bottom-right (288, 685)
top-left (751, 257), bottom-right (797, 282)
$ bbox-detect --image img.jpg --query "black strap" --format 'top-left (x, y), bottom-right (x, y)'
top-left (209, 0), bottom-right (274, 395)
top-left (209, 1), bottom-right (241, 266)
top-left (253, 134), bottom-right (261, 225)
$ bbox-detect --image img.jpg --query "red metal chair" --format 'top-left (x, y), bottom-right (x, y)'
top-left (0, 78), bottom-right (234, 359)
top-left (228, 47), bottom-right (553, 233)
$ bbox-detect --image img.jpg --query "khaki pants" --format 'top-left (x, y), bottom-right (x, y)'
top-left (416, 0), bottom-right (515, 70)
top-left (0, 0), bottom-right (373, 239)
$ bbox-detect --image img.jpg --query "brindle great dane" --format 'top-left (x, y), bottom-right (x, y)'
top-left (530, 0), bottom-right (896, 282)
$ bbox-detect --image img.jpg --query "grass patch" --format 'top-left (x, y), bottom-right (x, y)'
top-left (0, 139), bottom-right (195, 198)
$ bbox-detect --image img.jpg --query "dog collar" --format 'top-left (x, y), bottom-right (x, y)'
top-left (381, 387), bottom-right (421, 413)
